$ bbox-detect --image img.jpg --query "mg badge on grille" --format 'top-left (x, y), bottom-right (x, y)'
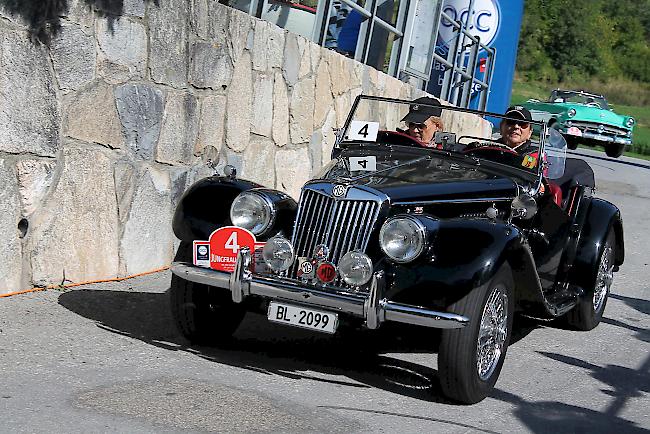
top-left (332, 184), bottom-right (348, 198)
top-left (297, 257), bottom-right (316, 280)
top-left (314, 244), bottom-right (330, 261)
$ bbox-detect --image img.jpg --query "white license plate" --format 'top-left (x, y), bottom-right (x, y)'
top-left (267, 302), bottom-right (338, 334)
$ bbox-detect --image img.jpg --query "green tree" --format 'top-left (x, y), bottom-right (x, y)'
top-left (517, 0), bottom-right (650, 84)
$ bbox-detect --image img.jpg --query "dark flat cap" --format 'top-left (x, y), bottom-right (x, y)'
top-left (401, 97), bottom-right (442, 123)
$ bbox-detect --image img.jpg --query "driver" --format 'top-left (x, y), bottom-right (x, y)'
top-left (400, 97), bottom-right (444, 148)
top-left (499, 105), bottom-right (534, 153)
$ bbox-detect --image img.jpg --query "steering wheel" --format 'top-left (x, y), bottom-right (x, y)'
top-left (376, 130), bottom-right (427, 148)
top-left (462, 142), bottom-right (519, 156)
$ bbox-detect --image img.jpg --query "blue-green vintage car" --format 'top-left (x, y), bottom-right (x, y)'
top-left (523, 89), bottom-right (635, 158)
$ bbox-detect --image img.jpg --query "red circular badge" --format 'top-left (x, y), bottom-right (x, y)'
top-left (316, 262), bottom-right (337, 283)
top-left (209, 226), bottom-right (256, 272)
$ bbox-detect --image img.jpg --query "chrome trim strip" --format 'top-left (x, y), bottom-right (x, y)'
top-left (304, 181), bottom-right (390, 203)
top-left (171, 260), bottom-right (469, 330)
top-left (383, 302), bottom-right (469, 328)
top-left (393, 196), bottom-right (514, 206)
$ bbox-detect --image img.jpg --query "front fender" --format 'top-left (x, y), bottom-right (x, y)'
top-left (172, 176), bottom-right (262, 242)
top-left (570, 198), bottom-right (624, 290)
top-left (386, 219), bottom-right (526, 309)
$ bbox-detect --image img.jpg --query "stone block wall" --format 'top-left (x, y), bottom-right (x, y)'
top-left (0, 1), bottom-right (489, 294)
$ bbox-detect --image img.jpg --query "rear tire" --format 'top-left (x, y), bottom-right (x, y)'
top-left (605, 143), bottom-right (625, 158)
top-left (566, 230), bottom-right (615, 331)
top-left (438, 264), bottom-right (515, 404)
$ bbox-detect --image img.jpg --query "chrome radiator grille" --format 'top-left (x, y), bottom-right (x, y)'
top-left (290, 188), bottom-right (381, 274)
top-left (572, 121), bottom-right (627, 136)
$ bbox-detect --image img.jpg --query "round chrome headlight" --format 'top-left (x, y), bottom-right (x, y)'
top-left (626, 117), bottom-right (635, 127)
top-left (338, 251), bottom-right (373, 286)
top-left (262, 237), bottom-right (295, 272)
top-left (567, 109), bottom-right (576, 117)
top-left (230, 191), bottom-right (274, 235)
top-left (379, 216), bottom-right (426, 263)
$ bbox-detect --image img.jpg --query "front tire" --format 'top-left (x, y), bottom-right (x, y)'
top-left (170, 275), bottom-right (246, 345)
top-left (566, 136), bottom-right (579, 150)
top-left (438, 264), bottom-right (515, 404)
top-left (605, 143), bottom-right (625, 158)
top-left (566, 230), bottom-right (615, 331)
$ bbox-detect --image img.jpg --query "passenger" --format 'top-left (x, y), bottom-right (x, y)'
top-left (498, 105), bottom-right (534, 154)
top-left (401, 97), bottom-right (444, 148)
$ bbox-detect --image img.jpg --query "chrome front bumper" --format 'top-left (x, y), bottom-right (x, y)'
top-left (171, 247), bottom-right (469, 330)
top-left (570, 130), bottom-right (631, 145)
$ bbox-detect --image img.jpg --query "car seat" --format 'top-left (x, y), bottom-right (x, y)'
top-left (553, 158), bottom-right (595, 212)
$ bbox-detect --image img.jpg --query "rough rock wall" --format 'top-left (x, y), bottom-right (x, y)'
top-left (0, 1), bottom-right (489, 293)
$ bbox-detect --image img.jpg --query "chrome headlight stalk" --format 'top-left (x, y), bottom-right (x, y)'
top-left (262, 236), bottom-right (295, 273)
top-left (230, 190), bottom-right (277, 236)
top-left (379, 215), bottom-right (437, 263)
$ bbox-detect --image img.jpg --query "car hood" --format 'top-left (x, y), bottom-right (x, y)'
top-left (537, 102), bottom-right (628, 126)
top-left (561, 104), bottom-right (625, 124)
top-left (320, 152), bottom-right (519, 203)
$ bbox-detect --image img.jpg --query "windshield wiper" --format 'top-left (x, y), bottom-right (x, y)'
top-left (346, 155), bottom-right (432, 182)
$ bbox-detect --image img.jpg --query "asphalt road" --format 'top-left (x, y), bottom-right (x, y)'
top-left (1, 148), bottom-right (649, 433)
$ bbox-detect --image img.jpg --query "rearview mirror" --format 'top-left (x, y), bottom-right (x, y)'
top-left (434, 131), bottom-right (457, 148)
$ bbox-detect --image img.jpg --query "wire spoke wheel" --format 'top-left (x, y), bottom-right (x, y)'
top-left (438, 264), bottom-right (514, 404)
top-left (567, 229), bottom-right (616, 331)
top-left (593, 245), bottom-right (613, 313)
top-left (476, 285), bottom-right (509, 381)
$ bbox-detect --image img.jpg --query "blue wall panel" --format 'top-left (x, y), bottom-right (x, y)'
top-left (427, 0), bottom-right (524, 114)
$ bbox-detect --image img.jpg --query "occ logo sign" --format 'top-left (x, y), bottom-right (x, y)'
top-left (440, 0), bottom-right (500, 51)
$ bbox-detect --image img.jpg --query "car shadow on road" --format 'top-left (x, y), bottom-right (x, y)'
top-left (609, 292), bottom-right (650, 316)
top-left (58, 288), bottom-right (452, 403)
top-left (489, 351), bottom-right (650, 434)
top-left (58, 287), bottom-right (541, 405)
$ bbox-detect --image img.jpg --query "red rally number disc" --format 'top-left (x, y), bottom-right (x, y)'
top-left (209, 226), bottom-right (256, 272)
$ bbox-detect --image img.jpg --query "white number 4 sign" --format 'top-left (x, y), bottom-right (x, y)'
top-left (225, 231), bottom-right (239, 253)
top-left (349, 156), bottom-right (377, 171)
top-left (347, 120), bottom-right (379, 142)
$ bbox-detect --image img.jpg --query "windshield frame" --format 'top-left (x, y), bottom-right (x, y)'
top-left (549, 89), bottom-right (609, 109)
top-left (336, 94), bottom-right (548, 187)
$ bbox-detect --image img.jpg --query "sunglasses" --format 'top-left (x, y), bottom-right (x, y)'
top-left (408, 122), bottom-right (427, 130)
top-left (505, 119), bottom-right (530, 129)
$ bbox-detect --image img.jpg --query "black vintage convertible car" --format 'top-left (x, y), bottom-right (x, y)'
top-left (170, 96), bottom-right (624, 403)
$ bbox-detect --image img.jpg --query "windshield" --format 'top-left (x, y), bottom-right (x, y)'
top-left (544, 128), bottom-right (567, 179)
top-left (549, 90), bottom-right (609, 109)
top-left (339, 96), bottom-right (547, 180)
